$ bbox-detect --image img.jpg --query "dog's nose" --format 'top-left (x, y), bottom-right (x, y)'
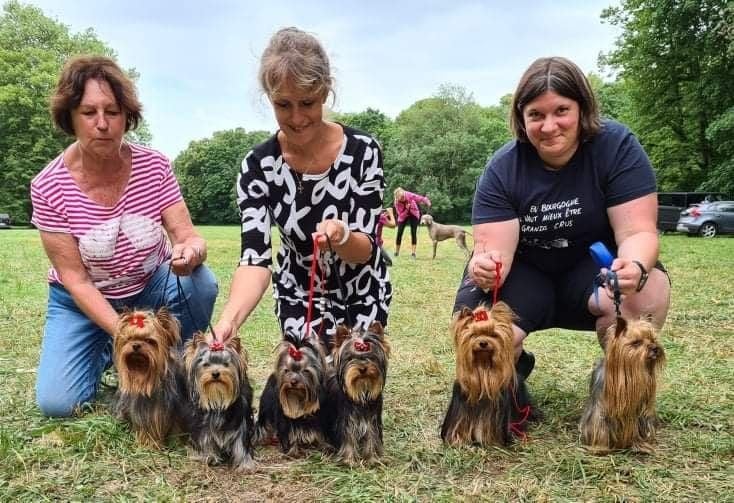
top-left (132, 343), bottom-right (140, 351)
top-left (359, 366), bottom-right (367, 374)
top-left (290, 378), bottom-right (299, 386)
top-left (479, 341), bottom-right (488, 349)
top-left (648, 346), bottom-right (659, 359)
top-left (211, 371), bottom-right (220, 380)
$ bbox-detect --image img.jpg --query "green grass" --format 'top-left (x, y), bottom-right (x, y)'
top-left (1, 227), bottom-right (732, 501)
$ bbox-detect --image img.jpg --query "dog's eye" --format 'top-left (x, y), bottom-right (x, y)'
top-left (630, 340), bottom-right (643, 347)
top-left (202, 362), bottom-right (210, 368)
top-left (145, 338), bottom-right (157, 346)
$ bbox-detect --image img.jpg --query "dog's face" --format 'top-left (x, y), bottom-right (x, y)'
top-left (184, 332), bottom-right (247, 411)
top-left (332, 321), bottom-right (390, 404)
top-left (606, 317), bottom-right (666, 375)
top-left (420, 214), bottom-right (433, 226)
top-left (452, 303), bottom-right (516, 403)
top-left (114, 308), bottom-right (180, 397)
top-left (274, 334), bottom-right (328, 419)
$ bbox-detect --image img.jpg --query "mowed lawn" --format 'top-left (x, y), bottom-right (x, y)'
top-left (0, 226), bottom-right (732, 501)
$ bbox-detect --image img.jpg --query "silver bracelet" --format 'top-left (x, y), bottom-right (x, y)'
top-left (337, 221), bottom-right (351, 246)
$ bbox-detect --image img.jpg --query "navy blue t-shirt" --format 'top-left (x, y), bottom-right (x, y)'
top-left (472, 120), bottom-right (656, 273)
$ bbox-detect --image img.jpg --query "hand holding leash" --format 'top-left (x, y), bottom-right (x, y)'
top-left (470, 248), bottom-right (503, 292)
top-left (170, 243), bottom-right (201, 276)
top-left (313, 218), bottom-right (350, 251)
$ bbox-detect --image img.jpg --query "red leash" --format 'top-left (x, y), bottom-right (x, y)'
top-left (492, 261), bottom-right (502, 306)
top-left (304, 234), bottom-right (327, 339)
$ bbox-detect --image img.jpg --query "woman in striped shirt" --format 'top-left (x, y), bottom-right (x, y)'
top-left (31, 56), bottom-right (217, 417)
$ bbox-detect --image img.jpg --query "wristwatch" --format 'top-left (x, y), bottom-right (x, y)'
top-left (632, 260), bottom-right (649, 292)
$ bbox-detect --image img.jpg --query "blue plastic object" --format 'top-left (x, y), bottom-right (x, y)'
top-left (589, 241), bottom-right (614, 269)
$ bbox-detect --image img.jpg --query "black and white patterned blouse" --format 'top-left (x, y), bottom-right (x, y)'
top-left (236, 125), bottom-right (392, 345)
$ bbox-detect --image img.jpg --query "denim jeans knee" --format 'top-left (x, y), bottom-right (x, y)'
top-left (36, 284), bottom-right (112, 417)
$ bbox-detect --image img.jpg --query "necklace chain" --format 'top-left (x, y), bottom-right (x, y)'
top-left (284, 129), bottom-right (326, 194)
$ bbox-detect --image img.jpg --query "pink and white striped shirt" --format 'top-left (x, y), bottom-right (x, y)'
top-left (31, 143), bottom-right (182, 299)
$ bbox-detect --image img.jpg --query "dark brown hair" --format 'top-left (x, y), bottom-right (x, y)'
top-left (510, 57), bottom-right (600, 143)
top-left (50, 55), bottom-right (143, 136)
top-left (258, 27), bottom-right (334, 101)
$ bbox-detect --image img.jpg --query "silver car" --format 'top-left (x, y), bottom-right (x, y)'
top-left (676, 201), bottom-right (734, 237)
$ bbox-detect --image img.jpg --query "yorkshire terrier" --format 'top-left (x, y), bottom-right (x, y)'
top-left (183, 332), bottom-right (255, 471)
top-left (113, 308), bottom-right (187, 448)
top-left (324, 321), bottom-right (391, 465)
top-left (580, 316), bottom-right (666, 454)
top-left (256, 333), bottom-right (330, 456)
top-left (441, 303), bottom-right (536, 446)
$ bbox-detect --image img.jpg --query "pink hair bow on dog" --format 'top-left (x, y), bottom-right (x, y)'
top-left (209, 340), bottom-right (224, 351)
top-left (129, 314), bottom-right (145, 328)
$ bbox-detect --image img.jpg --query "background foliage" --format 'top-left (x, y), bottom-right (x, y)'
top-left (1, 0), bottom-right (733, 224)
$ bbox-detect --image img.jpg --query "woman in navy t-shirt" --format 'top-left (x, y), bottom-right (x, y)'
top-left (454, 57), bottom-right (671, 379)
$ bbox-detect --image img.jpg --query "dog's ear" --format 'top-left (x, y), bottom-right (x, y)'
top-left (368, 320), bottom-right (384, 337)
top-left (459, 306), bottom-right (473, 320)
top-left (614, 316), bottom-right (627, 338)
top-left (226, 335), bottom-right (242, 354)
top-left (155, 307), bottom-right (181, 346)
top-left (489, 301), bottom-right (516, 325)
top-left (333, 324), bottom-right (351, 351)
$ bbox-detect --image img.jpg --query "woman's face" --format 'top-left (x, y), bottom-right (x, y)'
top-left (71, 79), bottom-right (126, 158)
top-left (270, 80), bottom-right (326, 147)
top-left (522, 90), bottom-right (580, 169)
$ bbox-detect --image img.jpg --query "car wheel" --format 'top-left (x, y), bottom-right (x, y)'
top-left (699, 222), bottom-right (718, 238)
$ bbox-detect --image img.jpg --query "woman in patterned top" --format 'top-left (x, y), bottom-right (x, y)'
top-left (213, 27), bottom-right (391, 346)
top-left (31, 56), bottom-right (217, 417)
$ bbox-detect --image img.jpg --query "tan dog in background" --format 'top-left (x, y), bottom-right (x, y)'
top-left (420, 214), bottom-right (472, 259)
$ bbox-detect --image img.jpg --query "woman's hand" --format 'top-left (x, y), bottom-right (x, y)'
top-left (469, 249), bottom-right (504, 291)
top-left (212, 318), bottom-right (236, 343)
top-left (170, 243), bottom-right (202, 276)
top-left (605, 258), bottom-right (647, 296)
top-left (313, 218), bottom-right (350, 251)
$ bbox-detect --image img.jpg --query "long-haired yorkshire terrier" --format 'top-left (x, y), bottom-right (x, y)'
top-left (256, 332), bottom-right (330, 456)
top-left (113, 308), bottom-right (186, 448)
top-left (580, 316), bottom-right (665, 454)
top-left (183, 332), bottom-right (255, 471)
top-left (441, 302), bottom-right (536, 447)
top-left (324, 321), bottom-right (391, 465)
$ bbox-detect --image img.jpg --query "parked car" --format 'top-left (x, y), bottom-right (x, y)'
top-left (657, 192), bottom-right (727, 231)
top-left (0, 213), bottom-right (10, 229)
top-left (676, 201), bottom-right (734, 237)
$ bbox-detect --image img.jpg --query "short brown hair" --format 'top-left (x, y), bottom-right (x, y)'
top-left (50, 55), bottom-right (143, 136)
top-left (510, 57), bottom-right (600, 143)
top-left (258, 27), bottom-right (334, 101)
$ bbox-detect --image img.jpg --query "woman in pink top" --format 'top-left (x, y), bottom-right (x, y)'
top-left (31, 56), bottom-right (217, 417)
top-left (393, 187), bottom-right (431, 259)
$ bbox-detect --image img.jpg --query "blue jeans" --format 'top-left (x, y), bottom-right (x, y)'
top-left (36, 262), bottom-right (218, 417)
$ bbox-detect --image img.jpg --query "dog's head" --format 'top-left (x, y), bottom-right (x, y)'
top-left (184, 332), bottom-right (248, 411)
top-left (451, 302), bottom-right (516, 403)
top-left (605, 316), bottom-right (666, 377)
top-left (274, 333), bottom-right (328, 418)
top-left (114, 308), bottom-right (180, 397)
top-left (420, 214), bottom-right (434, 226)
top-left (332, 321), bottom-right (390, 404)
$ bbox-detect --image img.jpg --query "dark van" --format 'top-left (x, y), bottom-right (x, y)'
top-left (657, 192), bottom-right (726, 231)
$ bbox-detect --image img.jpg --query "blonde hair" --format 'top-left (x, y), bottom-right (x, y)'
top-left (258, 27), bottom-right (334, 101)
top-left (394, 187), bottom-right (405, 204)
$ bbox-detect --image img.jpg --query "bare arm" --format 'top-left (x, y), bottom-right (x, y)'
top-left (608, 193), bottom-right (660, 294)
top-left (39, 231), bottom-right (119, 336)
top-left (213, 265), bottom-right (271, 341)
top-left (384, 208), bottom-right (396, 228)
top-left (162, 201), bottom-right (206, 276)
top-left (468, 219), bottom-right (520, 290)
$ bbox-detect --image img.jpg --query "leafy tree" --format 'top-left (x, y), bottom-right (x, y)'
top-left (601, 0), bottom-right (734, 191)
top-left (330, 107), bottom-right (394, 149)
top-left (174, 128), bottom-right (270, 224)
top-left (0, 1), bottom-right (150, 223)
top-left (386, 85), bottom-right (511, 222)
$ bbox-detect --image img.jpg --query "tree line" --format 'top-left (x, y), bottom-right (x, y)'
top-left (2, 0), bottom-right (732, 225)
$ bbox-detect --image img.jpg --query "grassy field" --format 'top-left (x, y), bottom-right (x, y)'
top-left (0, 227), bottom-right (732, 501)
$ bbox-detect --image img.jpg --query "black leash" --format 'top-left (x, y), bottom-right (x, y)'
top-left (325, 235), bottom-right (355, 328)
top-left (593, 269), bottom-right (622, 317)
top-left (158, 258), bottom-right (218, 340)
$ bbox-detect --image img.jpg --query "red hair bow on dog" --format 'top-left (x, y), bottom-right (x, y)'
top-left (473, 311), bottom-right (488, 322)
top-left (288, 345), bottom-right (303, 361)
top-left (129, 314), bottom-right (145, 328)
top-left (209, 340), bottom-right (224, 351)
top-left (354, 340), bottom-right (371, 352)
